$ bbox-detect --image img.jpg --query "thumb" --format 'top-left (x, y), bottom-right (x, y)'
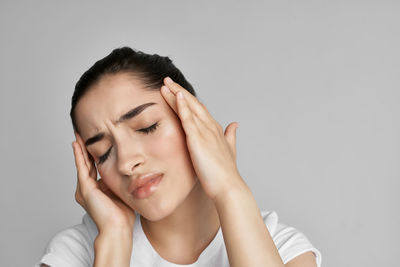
top-left (224, 122), bottom-right (239, 161)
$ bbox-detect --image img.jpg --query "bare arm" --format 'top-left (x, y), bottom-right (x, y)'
top-left (285, 251), bottom-right (317, 267)
top-left (214, 179), bottom-right (285, 267)
top-left (93, 227), bottom-right (133, 267)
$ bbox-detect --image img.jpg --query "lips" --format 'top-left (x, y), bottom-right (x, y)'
top-left (128, 172), bottom-right (164, 194)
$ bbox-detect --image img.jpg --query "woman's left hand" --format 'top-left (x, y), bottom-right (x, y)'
top-left (160, 77), bottom-right (246, 202)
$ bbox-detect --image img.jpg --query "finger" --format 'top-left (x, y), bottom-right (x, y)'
top-left (163, 77), bottom-right (211, 121)
top-left (75, 177), bottom-right (84, 207)
top-left (162, 81), bottom-right (220, 135)
top-left (224, 122), bottom-right (239, 161)
top-left (162, 84), bottom-right (205, 122)
top-left (162, 85), bottom-right (207, 141)
top-left (175, 91), bottom-right (199, 136)
top-left (74, 132), bottom-right (90, 168)
top-left (72, 141), bottom-right (92, 188)
top-left (74, 132), bottom-right (96, 178)
top-left (160, 85), bottom-right (178, 114)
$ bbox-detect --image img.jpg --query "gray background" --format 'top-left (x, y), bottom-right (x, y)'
top-left (1, 1), bottom-right (399, 267)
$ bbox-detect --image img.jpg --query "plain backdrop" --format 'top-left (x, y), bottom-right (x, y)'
top-left (1, 1), bottom-right (399, 267)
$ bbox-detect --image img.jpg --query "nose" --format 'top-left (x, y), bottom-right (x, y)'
top-left (118, 158), bottom-right (142, 176)
top-left (115, 133), bottom-right (145, 176)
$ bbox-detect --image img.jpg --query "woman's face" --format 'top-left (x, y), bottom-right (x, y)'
top-left (74, 72), bottom-right (197, 221)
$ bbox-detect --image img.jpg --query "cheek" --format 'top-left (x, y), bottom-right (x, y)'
top-left (96, 160), bottom-right (120, 192)
top-left (96, 119), bottom-right (194, 192)
top-left (97, 167), bottom-right (115, 188)
top-left (147, 121), bottom-right (188, 160)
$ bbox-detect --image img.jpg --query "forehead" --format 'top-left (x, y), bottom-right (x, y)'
top-left (74, 72), bottom-right (163, 140)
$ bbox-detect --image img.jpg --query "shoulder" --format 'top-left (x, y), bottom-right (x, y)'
top-left (260, 210), bottom-right (322, 267)
top-left (34, 213), bottom-right (97, 267)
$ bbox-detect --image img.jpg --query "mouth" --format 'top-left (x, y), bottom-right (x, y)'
top-left (130, 173), bottom-right (164, 199)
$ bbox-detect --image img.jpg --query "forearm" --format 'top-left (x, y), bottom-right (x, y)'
top-left (94, 228), bottom-right (133, 267)
top-left (214, 178), bottom-right (285, 267)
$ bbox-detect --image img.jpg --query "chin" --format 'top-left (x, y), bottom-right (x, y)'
top-left (138, 201), bottom-right (178, 222)
top-left (136, 175), bottom-right (199, 222)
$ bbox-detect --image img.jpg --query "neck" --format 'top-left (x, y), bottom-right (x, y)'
top-left (140, 178), bottom-right (221, 263)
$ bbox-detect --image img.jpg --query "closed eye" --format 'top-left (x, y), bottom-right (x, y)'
top-left (96, 122), bottom-right (160, 165)
top-left (138, 121), bottom-right (159, 134)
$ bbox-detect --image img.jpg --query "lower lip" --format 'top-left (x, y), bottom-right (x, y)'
top-left (132, 174), bottom-right (163, 199)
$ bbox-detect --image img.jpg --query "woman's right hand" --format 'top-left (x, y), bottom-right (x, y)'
top-left (72, 131), bottom-right (136, 234)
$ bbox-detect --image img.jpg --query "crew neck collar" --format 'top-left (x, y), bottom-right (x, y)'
top-left (133, 211), bottom-right (223, 266)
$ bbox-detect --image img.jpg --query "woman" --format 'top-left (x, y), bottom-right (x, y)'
top-left (35, 47), bottom-right (322, 267)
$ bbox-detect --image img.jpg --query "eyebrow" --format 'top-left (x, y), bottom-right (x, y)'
top-left (84, 102), bottom-right (157, 147)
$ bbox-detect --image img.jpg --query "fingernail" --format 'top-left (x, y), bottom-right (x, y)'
top-left (177, 91), bottom-right (184, 99)
top-left (165, 77), bottom-right (173, 84)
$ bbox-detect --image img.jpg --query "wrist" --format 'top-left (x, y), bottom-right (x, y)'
top-left (95, 227), bottom-right (133, 248)
top-left (94, 228), bottom-right (133, 267)
top-left (213, 177), bottom-right (251, 206)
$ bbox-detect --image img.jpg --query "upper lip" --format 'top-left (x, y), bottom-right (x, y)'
top-left (128, 172), bottom-right (163, 193)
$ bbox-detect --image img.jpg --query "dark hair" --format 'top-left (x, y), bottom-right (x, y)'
top-left (70, 46), bottom-right (196, 133)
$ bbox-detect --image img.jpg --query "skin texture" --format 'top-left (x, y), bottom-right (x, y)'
top-left (285, 251), bottom-right (318, 267)
top-left (73, 72), bottom-right (221, 263)
top-left (74, 73), bottom-right (197, 221)
top-left (60, 72), bottom-right (318, 266)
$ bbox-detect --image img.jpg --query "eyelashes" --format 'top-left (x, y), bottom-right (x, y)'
top-left (98, 147), bottom-right (112, 165)
top-left (140, 121), bottom-right (159, 134)
top-left (97, 122), bottom-right (160, 165)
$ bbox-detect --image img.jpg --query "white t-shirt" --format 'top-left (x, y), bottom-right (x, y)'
top-left (35, 210), bottom-right (322, 267)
